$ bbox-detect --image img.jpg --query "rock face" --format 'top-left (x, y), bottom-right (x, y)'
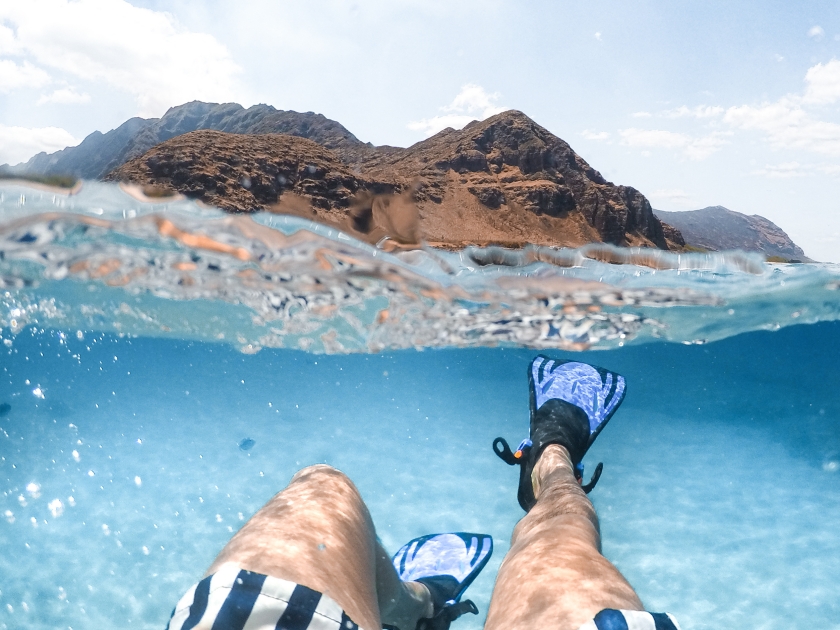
top-left (9, 101), bottom-right (366, 180)
top-left (106, 131), bottom-right (377, 220)
top-left (654, 206), bottom-right (809, 261)
top-left (354, 111), bottom-right (672, 249)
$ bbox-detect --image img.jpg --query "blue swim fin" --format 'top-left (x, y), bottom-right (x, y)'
top-left (528, 355), bottom-right (626, 448)
top-left (391, 532), bottom-right (493, 630)
top-left (493, 356), bottom-right (627, 510)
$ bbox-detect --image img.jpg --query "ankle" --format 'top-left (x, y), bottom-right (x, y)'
top-left (410, 581), bottom-right (434, 619)
top-left (380, 580), bottom-right (432, 630)
top-left (531, 443), bottom-right (574, 500)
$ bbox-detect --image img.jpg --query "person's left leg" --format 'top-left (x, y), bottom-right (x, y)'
top-left (204, 464), bottom-right (431, 630)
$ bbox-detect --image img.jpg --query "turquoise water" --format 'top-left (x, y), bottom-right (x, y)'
top-left (1, 182), bottom-right (839, 630)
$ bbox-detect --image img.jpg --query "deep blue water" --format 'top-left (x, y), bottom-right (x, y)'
top-left (1, 321), bottom-right (839, 630)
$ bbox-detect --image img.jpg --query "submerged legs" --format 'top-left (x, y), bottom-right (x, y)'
top-left (199, 448), bottom-right (643, 630)
top-left (205, 464), bottom-right (430, 630)
top-left (484, 444), bottom-right (643, 630)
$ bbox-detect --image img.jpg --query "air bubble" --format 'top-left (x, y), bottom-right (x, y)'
top-left (47, 499), bottom-right (64, 518)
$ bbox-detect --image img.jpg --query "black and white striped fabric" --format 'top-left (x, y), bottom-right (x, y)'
top-left (167, 564), bottom-right (363, 630)
top-left (578, 608), bottom-right (682, 630)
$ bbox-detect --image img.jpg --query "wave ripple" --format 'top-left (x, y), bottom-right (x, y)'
top-left (1, 182), bottom-right (838, 353)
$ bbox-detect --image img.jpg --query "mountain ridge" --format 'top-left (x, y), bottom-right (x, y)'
top-left (5, 100), bottom-right (809, 258)
top-left (104, 108), bottom-right (676, 250)
top-left (654, 206), bottom-right (809, 261)
top-left (7, 101), bottom-right (366, 180)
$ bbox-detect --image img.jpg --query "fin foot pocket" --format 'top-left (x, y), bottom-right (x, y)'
top-left (493, 355), bottom-right (627, 511)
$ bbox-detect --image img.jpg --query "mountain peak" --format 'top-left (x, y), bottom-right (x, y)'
top-left (354, 108), bottom-right (663, 248)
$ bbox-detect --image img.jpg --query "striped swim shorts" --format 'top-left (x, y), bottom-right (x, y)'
top-left (578, 608), bottom-right (682, 630)
top-left (167, 563), bottom-right (363, 630)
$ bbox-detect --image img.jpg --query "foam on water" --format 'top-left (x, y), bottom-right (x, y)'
top-left (1, 182), bottom-right (839, 630)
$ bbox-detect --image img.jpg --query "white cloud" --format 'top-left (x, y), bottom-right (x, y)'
top-left (682, 133), bottom-right (732, 160)
top-left (751, 161), bottom-right (807, 178)
top-left (408, 83), bottom-right (507, 137)
top-left (594, 32), bottom-right (602, 41)
top-left (775, 54), bottom-right (785, 62)
top-left (817, 164), bottom-right (840, 177)
top-left (0, 59), bottom-right (50, 92)
top-left (621, 128), bottom-right (689, 149)
top-left (0, 0), bottom-right (241, 117)
top-left (0, 23), bottom-right (22, 53)
top-left (724, 98), bottom-right (840, 155)
top-left (664, 105), bottom-right (724, 118)
top-left (0, 124), bottom-right (79, 165)
top-left (808, 25), bottom-right (825, 40)
top-left (36, 87), bottom-right (91, 106)
top-left (631, 111), bottom-right (652, 118)
top-left (581, 130), bottom-right (610, 141)
top-left (719, 59), bottom-right (840, 156)
top-left (647, 188), bottom-right (696, 209)
top-left (619, 128), bottom-right (730, 160)
top-left (802, 59), bottom-right (840, 105)
top-left (441, 83), bottom-right (503, 115)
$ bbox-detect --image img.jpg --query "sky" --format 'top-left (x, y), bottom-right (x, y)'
top-left (0, 0), bottom-right (839, 261)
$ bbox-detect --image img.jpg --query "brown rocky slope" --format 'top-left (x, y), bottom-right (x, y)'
top-left (107, 131), bottom-right (384, 218)
top-left (107, 110), bottom-right (681, 250)
top-left (356, 110), bottom-right (674, 249)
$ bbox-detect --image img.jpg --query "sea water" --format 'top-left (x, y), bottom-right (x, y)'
top-left (0, 182), bottom-right (838, 630)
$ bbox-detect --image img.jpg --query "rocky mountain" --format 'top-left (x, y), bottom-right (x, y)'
top-left (107, 130), bottom-right (379, 220)
top-left (654, 206), bottom-right (809, 261)
top-left (7, 101), bottom-right (366, 180)
top-left (106, 109), bottom-right (677, 250)
top-left (356, 111), bottom-right (671, 249)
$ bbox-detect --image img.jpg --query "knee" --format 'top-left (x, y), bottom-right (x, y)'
top-left (291, 464), bottom-right (357, 494)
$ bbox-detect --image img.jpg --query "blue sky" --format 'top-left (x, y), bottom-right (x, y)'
top-left (1, 0), bottom-right (839, 260)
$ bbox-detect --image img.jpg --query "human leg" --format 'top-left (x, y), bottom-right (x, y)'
top-left (484, 444), bottom-right (642, 630)
top-left (486, 356), bottom-right (682, 630)
top-left (204, 464), bottom-right (430, 630)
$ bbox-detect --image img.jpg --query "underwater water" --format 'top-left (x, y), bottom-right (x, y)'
top-left (0, 182), bottom-right (839, 630)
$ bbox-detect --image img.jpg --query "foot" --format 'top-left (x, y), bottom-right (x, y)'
top-left (381, 581), bottom-right (434, 630)
top-left (493, 355), bottom-right (627, 511)
top-left (390, 533), bottom-right (493, 630)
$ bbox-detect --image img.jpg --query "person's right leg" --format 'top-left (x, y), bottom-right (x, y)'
top-left (484, 444), bottom-right (643, 630)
